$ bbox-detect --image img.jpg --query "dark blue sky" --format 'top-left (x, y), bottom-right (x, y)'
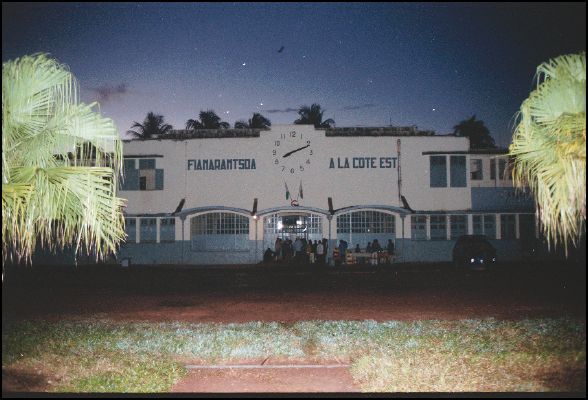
top-left (3, 2), bottom-right (585, 146)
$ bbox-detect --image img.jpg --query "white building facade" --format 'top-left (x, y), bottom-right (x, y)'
top-left (116, 125), bottom-right (535, 265)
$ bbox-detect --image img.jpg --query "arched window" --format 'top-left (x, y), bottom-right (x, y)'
top-left (190, 212), bottom-right (249, 251)
top-left (262, 213), bottom-right (323, 251)
top-left (337, 210), bottom-right (395, 250)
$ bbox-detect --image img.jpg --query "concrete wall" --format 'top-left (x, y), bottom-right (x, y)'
top-left (120, 125), bottom-right (471, 215)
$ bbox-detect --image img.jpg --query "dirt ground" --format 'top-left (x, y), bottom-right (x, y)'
top-left (2, 261), bottom-right (586, 393)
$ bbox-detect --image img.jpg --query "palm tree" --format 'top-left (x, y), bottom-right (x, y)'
top-left (127, 112), bottom-right (173, 139)
top-left (2, 53), bottom-right (126, 265)
top-left (294, 104), bottom-right (335, 128)
top-left (234, 113), bottom-right (271, 129)
top-left (509, 52), bottom-right (586, 254)
top-left (186, 110), bottom-right (230, 130)
top-left (453, 115), bottom-right (496, 149)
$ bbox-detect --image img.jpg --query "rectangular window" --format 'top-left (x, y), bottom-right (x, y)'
top-left (484, 214), bottom-right (497, 239)
top-left (155, 169), bottom-right (164, 190)
top-left (499, 159), bottom-right (507, 180)
top-left (125, 218), bottom-right (136, 243)
top-left (160, 218), bottom-right (175, 242)
top-left (450, 156), bottom-right (467, 187)
top-left (430, 156), bottom-right (447, 188)
top-left (139, 159), bottom-right (156, 169)
top-left (450, 215), bottom-right (467, 239)
top-left (140, 218), bottom-right (157, 243)
top-left (411, 216), bottom-right (427, 240)
top-left (473, 215), bottom-right (483, 235)
top-left (500, 214), bottom-right (516, 239)
top-left (470, 159), bottom-right (483, 180)
top-left (490, 159), bottom-right (496, 180)
top-left (124, 159), bottom-right (136, 170)
top-left (121, 159), bottom-right (139, 190)
top-left (473, 214), bottom-right (496, 238)
top-left (519, 214), bottom-right (536, 242)
top-left (430, 215), bottom-right (447, 240)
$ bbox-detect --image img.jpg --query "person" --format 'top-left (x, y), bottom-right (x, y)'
top-left (370, 240), bottom-right (380, 266)
top-left (322, 238), bottom-right (329, 265)
top-left (372, 239), bottom-right (382, 251)
top-left (317, 240), bottom-right (325, 265)
top-left (366, 241), bottom-right (372, 254)
top-left (274, 238), bottom-right (282, 262)
top-left (338, 240), bottom-right (348, 265)
top-left (293, 237), bottom-right (303, 261)
top-left (263, 247), bottom-right (275, 263)
top-left (284, 238), bottom-right (292, 261)
top-left (387, 239), bottom-right (395, 264)
top-left (307, 240), bottom-right (315, 264)
top-left (355, 244), bottom-right (361, 253)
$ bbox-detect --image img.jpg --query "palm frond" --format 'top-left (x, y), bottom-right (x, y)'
top-left (509, 52), bottom-right (586, 254)
top-left (3, 53), bottom-right (126, 263)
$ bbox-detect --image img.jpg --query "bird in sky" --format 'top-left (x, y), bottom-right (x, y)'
top-left (277, 46), bottom-right (284, 53)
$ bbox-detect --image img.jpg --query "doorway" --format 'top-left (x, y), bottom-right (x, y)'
top-left (263, 213), bottom-right (323, 260)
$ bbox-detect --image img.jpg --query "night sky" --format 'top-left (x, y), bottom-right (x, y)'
top-left (3, 2), bottom-right (585, 146)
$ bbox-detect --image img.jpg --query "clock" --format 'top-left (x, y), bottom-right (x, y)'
top-left (271, 129), bottom-right (313, 176)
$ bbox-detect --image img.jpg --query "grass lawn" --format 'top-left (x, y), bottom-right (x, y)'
top-left (2, 317), bottom-right (585, 393)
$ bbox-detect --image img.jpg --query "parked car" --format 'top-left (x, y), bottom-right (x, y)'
top-left (452, 235), bottom-right (496, 271)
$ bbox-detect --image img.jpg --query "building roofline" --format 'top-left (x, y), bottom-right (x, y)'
top-left (121, 126), bottom-right (450, 142)
top-left (422, 148), bottom-right (509, 155)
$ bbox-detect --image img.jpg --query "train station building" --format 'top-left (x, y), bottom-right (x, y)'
top-left (116, 125), bottom-right (536, 265)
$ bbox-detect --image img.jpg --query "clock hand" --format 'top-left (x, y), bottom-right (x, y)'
top-left (282, 144), bottom-right (310, 158)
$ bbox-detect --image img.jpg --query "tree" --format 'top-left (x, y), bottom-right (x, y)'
top-left (509, 52), bottom-right (586, 253)
top-left (2, 53), bottom-right (126, 265)
top-left (234, 113), bottom-right (271, 129)
top-left (453, 115), bottom-right (496, 149)
top-left (294, 103), bottom-right (335, 128)
top-left (127, 112), bottom-right (173, 139)
top-left (186, 110), bottom-right (230, 130)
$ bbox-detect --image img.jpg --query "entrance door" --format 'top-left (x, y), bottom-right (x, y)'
top-left (263, 213), bottom-right (322, 256)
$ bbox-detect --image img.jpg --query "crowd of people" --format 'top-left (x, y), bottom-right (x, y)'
top-left (263, 237), bottom-right (396, 266)
top-left (264, 237), bottom-right (329, 264)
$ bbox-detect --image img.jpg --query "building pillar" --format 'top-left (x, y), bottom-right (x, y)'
top-left (327, 214), bottom-right (333, 265)
top-left (156, 218), bottom-right (161, 243)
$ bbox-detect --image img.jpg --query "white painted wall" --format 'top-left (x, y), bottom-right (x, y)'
top-left (120, 125), bottom-right (472, 215)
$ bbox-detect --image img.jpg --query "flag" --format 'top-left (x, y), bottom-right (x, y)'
top-left (285, 181), bottom-right (290, 200)
top-left (299, 180), bottom-right (303, 199)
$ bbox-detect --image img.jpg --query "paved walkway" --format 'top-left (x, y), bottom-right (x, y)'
top-left (172, 362), bottom-right (360, 393)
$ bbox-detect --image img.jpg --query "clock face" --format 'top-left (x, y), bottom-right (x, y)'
top-left (272, 129), bottom-right (313, 175)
